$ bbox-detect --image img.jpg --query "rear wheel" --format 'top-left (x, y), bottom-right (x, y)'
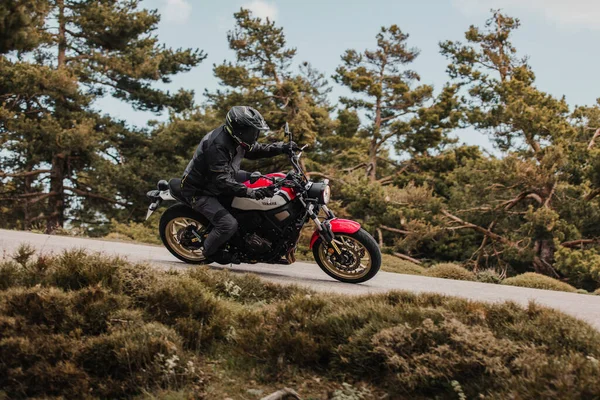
top-left (312, 228), bottom-right (381, 283)
top-left (159, 204), bottom-right (211, 264)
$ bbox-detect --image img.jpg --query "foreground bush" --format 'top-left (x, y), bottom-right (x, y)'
top-left (502, 272), bottom-right (578, 293)
top-left (1, 247), bottom-right (599, 399)
top-left (425, 263), bottom-right (476, 281)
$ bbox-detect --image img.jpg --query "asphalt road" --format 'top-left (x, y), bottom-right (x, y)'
top-left (2, 229), bottom-right (600, 330)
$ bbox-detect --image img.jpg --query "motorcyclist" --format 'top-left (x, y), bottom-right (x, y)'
top-left (180, 106), bottom-right (298, 264)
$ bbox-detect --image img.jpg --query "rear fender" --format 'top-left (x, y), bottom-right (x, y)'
top-left (309, 219), bottom-right (361, 249)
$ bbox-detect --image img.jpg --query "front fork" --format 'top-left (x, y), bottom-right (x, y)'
top-left (306, 202), bottom-right (342, 255)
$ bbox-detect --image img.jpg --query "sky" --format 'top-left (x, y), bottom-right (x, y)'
top-left (95, 0), bottom-right (600, 152)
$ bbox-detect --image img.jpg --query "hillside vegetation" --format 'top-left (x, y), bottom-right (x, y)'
top-left (0, 246), bottom-right (599, 399)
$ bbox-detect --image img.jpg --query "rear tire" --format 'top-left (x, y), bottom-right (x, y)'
top-left (312, 228), bottom-right (381, 283)
top-left (159, 204), bottom-right (211, 265)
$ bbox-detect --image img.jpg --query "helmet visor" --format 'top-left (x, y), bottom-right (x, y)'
top-left (237, 125), bottom-right (260, 147)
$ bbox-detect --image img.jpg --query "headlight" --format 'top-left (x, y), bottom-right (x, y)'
top-left (307, 182), bottom-right (330, 204)
top-left (322, 184), bottom-right (331, 204)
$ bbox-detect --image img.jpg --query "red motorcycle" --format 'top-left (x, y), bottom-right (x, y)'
top-left (146, 124), bottom-right (381, 283)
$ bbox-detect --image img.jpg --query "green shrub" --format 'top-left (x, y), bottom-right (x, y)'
top-left (50, 250), bottom-right (127, 291)
top-left (141, 275), bottom-right (231, 349)
top-left (369, 318), bottom-right (519, 392)
top-left (381, 254), bottom-right (426, 275)
top-left (2, 248), bottom-right (600, 399)
top-left (502, 273), bottom-right (577, 293)
top-left (188, 267), bottom-right (310, 304)
top-left (0, 287), bottom-right (82, 333)
top-left (476, 269), bottom-right (504, 284)
top-left (80, 323), bottom-right (201, 398)
top-left (595, 288), bottom-right (600, 295)
top-left (425, 263), bottom-right (476, 281)
top-left (0, 261), bottom-right (22, 290)
top-left (554, 246), bottom-right (600, 291)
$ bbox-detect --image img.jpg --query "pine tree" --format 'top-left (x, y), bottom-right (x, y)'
top-left (435, 11), bottom-right (600, 279)
top-left (0, 0), bottom-right (205, 231)
top-left (207, 8), bottom-right (334, 173)
top-left (333, 25), bottom-right (459, 181)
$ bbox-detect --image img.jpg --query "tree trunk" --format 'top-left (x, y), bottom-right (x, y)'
top-left (368, 97), bottom-right (382, 181)
top-left (367, 139), bottom-right (377, 181)
top-left (57, 0), bottom-right (66, 68)
top-left (46, 0), bottom-right (67, 233)
top-left (532, 239), bottom-right (558, 277)
top-left (46, 155), bottom-right (65, 232)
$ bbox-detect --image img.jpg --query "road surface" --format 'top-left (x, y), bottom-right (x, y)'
top-left (2, 229), bottom-right (600, 330)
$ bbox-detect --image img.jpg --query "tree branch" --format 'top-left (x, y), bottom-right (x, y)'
top-left (342, 163), bottom-right (366, 173)
top-left (560, 238), bottom-right (600, 248)
top-left (588, 128), bottom-right (600, 150)
top-left (67, 188), bottom-right (129, 206)
top-left (392, 252), bottom-right (422, 265)
top-left (0, 169), bottom-right (52, 178)
top-left (380, 225), bottom-right (410, 235)
top-left (441, 209), bottom-right (510, 244)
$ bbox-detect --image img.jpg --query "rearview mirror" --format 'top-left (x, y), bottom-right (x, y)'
top-left (249, 171), bottom-right (261, 184)
top-left (285, 122), bottom-right (292, 142)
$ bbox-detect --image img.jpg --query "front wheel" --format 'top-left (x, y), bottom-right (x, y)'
top-left (312, 229), bottom-right (381, 283)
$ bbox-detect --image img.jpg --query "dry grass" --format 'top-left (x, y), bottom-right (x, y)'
top-left (380, 254), bottom-right (427, 275)
top-left (1, 246), bottom-right (599, 399)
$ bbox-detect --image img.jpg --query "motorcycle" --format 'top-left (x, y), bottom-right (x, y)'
top-left (145, 123), bottom-right (381, 283)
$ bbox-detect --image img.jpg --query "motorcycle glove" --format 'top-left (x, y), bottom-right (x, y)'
top-left (282, 141), bottom-right (300, 154)
top-left (247, 186), bottom-right (276, 200)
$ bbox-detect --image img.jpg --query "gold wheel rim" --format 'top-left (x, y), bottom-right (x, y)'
top-left (164, 217), bottom-right (207, 262)
top-left (317, 234), bottom-right (371, 280)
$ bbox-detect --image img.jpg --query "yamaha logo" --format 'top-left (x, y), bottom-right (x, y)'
top-left (261, 199), bottom-right (276, 205)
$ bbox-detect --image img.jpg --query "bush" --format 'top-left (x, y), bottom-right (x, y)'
top-left (554, 247), bottom-right (600, 291)
top-left (188, 267), bottom-right (310, 304)
top-left (425, 263), bottom-right (476, 281)
top-left (50, 250), bottom-right (127, 291)
top-left (595, 288), bottom-right (600, 295)
top-left (369, 318), bottom-right (519, 392)
top-left (140, 275), bottom-right (231, 349)
top-left (502, 273), bottom-right (577, 293)
top-left (1, 248), bottom-right (600, 399)
top-left (80, 323), bottom-right (200, 398)
top-left (381, 254), bottom-right (426, 275)
top-left (476, 269), bottom-right (504, 284)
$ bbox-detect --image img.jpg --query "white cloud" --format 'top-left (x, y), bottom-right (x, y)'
top-left (161, 0), bottom-right (192, 24)
top-left (452, 0), bottom-right (600, 30)
top-left (243, 0), bottom-right (278, 21)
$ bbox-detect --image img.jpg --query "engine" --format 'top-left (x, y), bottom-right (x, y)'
top-left (243, 232), bottom-right (272, 254)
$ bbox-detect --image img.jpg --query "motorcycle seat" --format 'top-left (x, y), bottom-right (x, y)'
top-left (168, 178), bottom-right (187, 203)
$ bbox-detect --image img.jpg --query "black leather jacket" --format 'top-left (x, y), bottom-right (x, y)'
top-left (181, 125), bottom-right (284, 198)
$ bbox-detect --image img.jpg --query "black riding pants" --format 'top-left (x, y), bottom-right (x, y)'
top-left (191, 196), bottom-right (238, 255)
top-left (189, 170), bottom-right (250, 255)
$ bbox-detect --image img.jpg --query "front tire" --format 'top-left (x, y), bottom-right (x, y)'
top-left (159, 204), bottom-right (211, 264)
top-left (312, 228), bottom-right (381, 283)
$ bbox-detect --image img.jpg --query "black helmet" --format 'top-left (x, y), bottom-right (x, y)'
top-left (225, 106), bottom-right (270, 150)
